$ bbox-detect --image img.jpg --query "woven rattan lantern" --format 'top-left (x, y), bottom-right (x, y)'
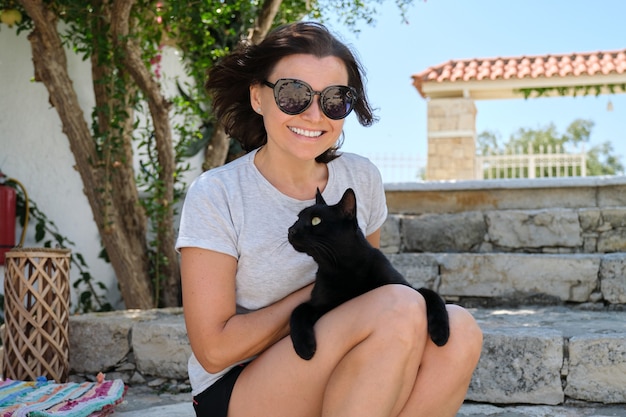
top-left (3, 248), bottom-right (71, 382)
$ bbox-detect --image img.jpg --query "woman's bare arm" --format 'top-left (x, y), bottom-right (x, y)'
top-left (181, 246), bottom-right (312, 373)
top-left (366, 227), bottom-right (381, 249)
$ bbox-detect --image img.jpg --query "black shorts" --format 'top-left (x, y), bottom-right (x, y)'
top-left (192, 362), bottom-right (249, 417)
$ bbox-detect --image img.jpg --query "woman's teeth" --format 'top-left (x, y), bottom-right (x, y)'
top-left (290, 127), bottom-right (323, 138)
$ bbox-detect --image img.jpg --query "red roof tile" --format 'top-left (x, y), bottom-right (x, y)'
top-left (413, 49), bottom-right (626, 98)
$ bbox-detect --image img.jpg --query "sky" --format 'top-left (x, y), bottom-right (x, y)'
top-left (322, 0), bottom-right (626, 181)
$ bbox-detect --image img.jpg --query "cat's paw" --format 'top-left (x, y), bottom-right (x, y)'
top-left (290, 303), bottom-right (320, 360)
top-left (292, 331), bottom-right (317, 360)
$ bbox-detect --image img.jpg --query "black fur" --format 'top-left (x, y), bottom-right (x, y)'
top-left (288, 188), bottom-right (450, 360)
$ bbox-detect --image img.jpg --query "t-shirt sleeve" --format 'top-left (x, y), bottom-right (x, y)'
top-left (364, 160), bottom-right (388, 236)
top-left (175, 174), bottom-right (239, 259)
top-left (330, 153), bottom-right (388, 237)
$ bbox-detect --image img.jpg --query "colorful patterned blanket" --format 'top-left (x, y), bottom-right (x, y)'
top-left (0, 376), bottom-right (126, 417)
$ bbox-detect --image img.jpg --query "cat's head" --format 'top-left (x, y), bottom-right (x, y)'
top-left (288, 188), bottom-right (358, 260)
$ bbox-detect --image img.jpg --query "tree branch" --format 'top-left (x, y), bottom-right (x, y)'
top-left (203, 0), bottom-right (283, 172)
top-left (249, 0), bottom-right (283, 44)
top-left (111, 0), bottom-right (181, 306)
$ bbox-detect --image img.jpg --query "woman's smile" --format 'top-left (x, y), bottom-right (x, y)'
top-left (289, 126), bottom-right (324, 138)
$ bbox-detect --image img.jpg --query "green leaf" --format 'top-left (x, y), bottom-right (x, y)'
top-left (35, 220), bottom-right (46, 242)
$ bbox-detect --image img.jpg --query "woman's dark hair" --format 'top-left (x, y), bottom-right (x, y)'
top-left (205, 21), bottom-right (377, 163)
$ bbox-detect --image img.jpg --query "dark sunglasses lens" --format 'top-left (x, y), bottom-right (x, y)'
top-left (321, 86), bottom-right (356, 119)
top-left (276, 80), bottom-right (312, 114)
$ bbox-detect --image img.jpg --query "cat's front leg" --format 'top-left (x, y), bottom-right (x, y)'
top-left (290, 302), bottom-right (323, 360)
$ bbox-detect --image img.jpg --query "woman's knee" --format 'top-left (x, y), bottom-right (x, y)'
top-left (368, 285), bottom-right (428, 348)
top-left (447, 304), bottom-right (483, 361)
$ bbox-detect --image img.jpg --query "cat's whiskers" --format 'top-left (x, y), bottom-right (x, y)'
top-left (311, 239), bottom-right (338, 266)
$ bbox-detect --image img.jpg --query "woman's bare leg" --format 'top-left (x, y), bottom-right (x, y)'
top-left (397, 305), bottom-right (483, 417)
top-left (320, 290), bottom-right (426, 417)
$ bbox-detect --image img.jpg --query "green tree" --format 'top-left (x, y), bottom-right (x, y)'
top-left (478, 118), bottom-right (624, 177)
top-left (0, 0), bottom-right (419, 309)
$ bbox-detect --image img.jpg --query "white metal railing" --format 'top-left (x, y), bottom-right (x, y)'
top-left (363, 153), bottom-right (426, 183)
top-left (476, 145), bottom-right (587, 180)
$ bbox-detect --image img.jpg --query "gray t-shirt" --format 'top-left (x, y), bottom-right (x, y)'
top-left (176, 148), bottom-right (388, 395)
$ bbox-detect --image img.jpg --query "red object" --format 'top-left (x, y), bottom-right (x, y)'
top-left (0, 184), bottom-right (17, 264)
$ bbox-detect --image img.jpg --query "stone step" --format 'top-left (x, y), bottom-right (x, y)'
top-left (67, 306), bottom-right (626, 406)
top-left (383, 178), bottom-right (626, 258)
top-left (389, 252), bottom-right (626, 305)
top-left (469, 306), bottom-right (626, 405)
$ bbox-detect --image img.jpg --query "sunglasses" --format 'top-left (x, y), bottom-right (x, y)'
top-left (262, 78), bottom-right (358, 120)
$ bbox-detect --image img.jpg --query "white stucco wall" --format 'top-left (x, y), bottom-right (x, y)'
top-left (0, 25), bottom-right (202, 310)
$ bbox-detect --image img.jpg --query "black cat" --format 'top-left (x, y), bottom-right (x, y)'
top-left (287, 188), bottom-right (450, 360)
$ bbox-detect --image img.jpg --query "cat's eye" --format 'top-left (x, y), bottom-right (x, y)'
top-left (311, 216), bottom-right (321, 226)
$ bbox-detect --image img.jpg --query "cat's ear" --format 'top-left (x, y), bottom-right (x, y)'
top-left (338, 188), bottom-right (357, 219)
top-left (315, 188), bottom-right (327, 205)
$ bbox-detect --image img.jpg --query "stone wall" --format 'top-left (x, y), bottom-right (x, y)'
top-left (381, 177), bottom-right (626, 306)
top-left (68, 308), bottom-right (191, 390)
top-left (383, 206), bottom-right (626, 254)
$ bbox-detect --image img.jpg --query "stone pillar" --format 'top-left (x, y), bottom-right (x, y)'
top-left (426, 98), bottom-right (477, 181)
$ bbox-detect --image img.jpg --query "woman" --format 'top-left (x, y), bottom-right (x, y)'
top-left (176, 21), bottom-right (482, 417)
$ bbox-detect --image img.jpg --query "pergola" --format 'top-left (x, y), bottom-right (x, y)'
top-left (412, 49), bottom-right (626, 180)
